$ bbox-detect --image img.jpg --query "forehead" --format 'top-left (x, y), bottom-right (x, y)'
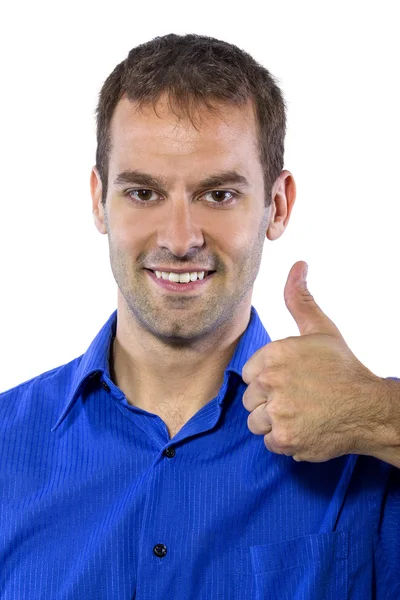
top-left (109, 95), bottom-right (260, 174)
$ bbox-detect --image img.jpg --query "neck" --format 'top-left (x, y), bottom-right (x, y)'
top-left (109, 302), bottom-right (251, 419)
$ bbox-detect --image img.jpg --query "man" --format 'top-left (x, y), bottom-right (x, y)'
top-left (0, 33), bottom-right (399, 599)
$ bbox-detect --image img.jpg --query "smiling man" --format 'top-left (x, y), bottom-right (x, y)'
top-left (1, 33), bottom-right (399, 599)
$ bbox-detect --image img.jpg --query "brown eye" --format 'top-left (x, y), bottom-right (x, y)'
top-left (127, 189), bottom-right (160, 203)
top-left (136, 189), bottom-right (153, 201)
top-left (204, 190), bottom-right (235, 204)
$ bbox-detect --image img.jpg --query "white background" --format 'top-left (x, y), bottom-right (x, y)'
top-left (0, 1), bottom-right (399, 392)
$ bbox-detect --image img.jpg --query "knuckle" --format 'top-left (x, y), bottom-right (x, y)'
top-left (257, 369), bottom-right (279, 389)
top-left (266, 401), bottom-right (279, 419)
top-left (273, 427), bottom-right (293, 450)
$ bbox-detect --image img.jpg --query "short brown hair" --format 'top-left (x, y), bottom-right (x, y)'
top-left (95, 33), bottom-right (287, 207)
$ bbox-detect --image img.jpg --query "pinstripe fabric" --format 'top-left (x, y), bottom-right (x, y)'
top-left (0, 306), bottom-right (399, 599)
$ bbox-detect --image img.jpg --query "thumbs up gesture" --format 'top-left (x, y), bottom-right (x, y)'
top-left (242, 261), bottom-right (386, 462)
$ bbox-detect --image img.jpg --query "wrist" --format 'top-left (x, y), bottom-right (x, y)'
top-left (356, 377), bottom-right (400, 461)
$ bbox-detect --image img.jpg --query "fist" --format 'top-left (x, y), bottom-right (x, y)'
top-left (241, 262), bottom-right (383, 462)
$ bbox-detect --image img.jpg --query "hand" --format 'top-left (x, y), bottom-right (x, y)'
top-left (242, 261), bottom-right (385, 462)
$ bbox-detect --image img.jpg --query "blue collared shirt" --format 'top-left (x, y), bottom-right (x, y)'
top-left (0, 306), bottom-right (399, 599)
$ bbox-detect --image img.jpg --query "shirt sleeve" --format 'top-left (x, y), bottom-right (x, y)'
top-left (377, 465), bottom-right (400, 597)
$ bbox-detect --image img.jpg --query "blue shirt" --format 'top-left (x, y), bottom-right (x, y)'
top-left (0, 306), bottom-right (399, 600)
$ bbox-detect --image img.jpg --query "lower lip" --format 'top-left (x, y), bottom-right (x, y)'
top-left (145, 269), bottom-right (215, 292)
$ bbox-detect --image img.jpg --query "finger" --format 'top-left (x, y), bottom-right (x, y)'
top-left (242, 346), bottom-right (266, 384)
top-left (247, 402), bottom-right (272, 435)
top-left (263, 432), bottom-right (286, 456)
top-left (242, 379), bottom-right (273, 413)
top-left (242, 342), bottom-right (279, 384)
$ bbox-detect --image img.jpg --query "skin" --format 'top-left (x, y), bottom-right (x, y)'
top-left (90, 93), bottom-right (296, 438)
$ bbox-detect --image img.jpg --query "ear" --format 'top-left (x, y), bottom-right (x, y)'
top-left (90, 167), bottom-right (107, 235)
top-left (266, 170), bottom-right (296, 241)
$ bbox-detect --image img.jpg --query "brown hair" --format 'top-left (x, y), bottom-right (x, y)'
top-left (95, 33), bottom-right (287, 207)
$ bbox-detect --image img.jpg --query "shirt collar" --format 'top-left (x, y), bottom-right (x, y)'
top-left (51, 305), bottom-right (271, 431)
top-left (226, 305), bottom-right (272, 379)
top-left (51, 310), bottom-right (117, 431)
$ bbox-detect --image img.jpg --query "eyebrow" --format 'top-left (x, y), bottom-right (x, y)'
top-left (113, 169), bottom-right (251, 191)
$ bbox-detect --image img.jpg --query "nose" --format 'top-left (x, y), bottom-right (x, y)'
top-left (156, 199), bottom-right (205, 257)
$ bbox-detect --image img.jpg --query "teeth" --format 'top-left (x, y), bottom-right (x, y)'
top-left (172, 272), bottom-right (190, 283)
top-left (155, 270), bottom-right (206, 283)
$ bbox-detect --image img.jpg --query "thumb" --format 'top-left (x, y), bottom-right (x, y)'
top-left (284, 261), bottom-right (344, 338)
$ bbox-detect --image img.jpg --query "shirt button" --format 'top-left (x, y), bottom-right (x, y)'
top-left (101, 381), bottom-right (111, 392)
top-left (153, 544), bottom-right (167, 558)
top-left (163, 446), bottom-right (176, 458)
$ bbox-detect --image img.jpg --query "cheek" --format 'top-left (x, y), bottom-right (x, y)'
top-left (219, 218), bottom-right (257, 258)
top-left (109, 211), bottom-right (148, 253)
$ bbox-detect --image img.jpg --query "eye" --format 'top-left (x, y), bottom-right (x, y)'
top-left (203, 190), bottom-right (236, 204)
top-left (127, 189), bottom-right (161, 202)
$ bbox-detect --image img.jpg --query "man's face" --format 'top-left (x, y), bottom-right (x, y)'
top-left (92, 95), bottom-right (273, 343)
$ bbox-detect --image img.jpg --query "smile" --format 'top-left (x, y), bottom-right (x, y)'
top-left (145, 269), bottom-right (216, 293)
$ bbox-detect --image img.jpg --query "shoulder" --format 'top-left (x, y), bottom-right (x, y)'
top-left (0, 356), bottom-right (83, 426)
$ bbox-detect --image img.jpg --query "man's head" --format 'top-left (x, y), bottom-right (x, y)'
top-left (90, 34), bottom-right (296, 345)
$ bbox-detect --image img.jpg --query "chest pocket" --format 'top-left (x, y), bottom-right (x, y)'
top-left (236, 532), bottom-right (349, 600)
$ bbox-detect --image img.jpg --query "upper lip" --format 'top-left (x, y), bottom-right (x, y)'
top-left (145, 267), bottom-right (215, 273)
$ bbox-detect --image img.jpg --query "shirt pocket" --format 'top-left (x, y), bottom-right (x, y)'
top-left (235, 532), bottom-right (349, 600)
